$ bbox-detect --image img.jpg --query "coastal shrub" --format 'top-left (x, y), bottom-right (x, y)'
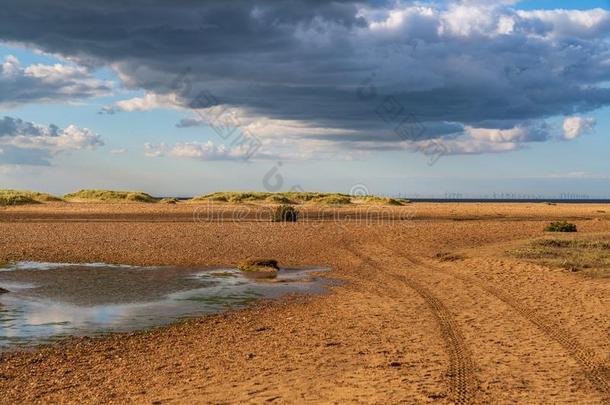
top-left (64, 189), bottom-right (157, 203)
top-left (544, 221), bottom-right (577, 233)
top-left (272, 205), bottom-right (299, 222)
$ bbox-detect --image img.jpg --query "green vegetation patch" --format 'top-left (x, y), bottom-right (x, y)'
top-left (0, 189), bottom-right (62, 206)
top-left (510, 237), bottom-right (610, 276)
top-left (544, 221), bottom-right (577, 232)
top-left (64, 189), bottom-right (157, 203)
top-left (238, 259), bottom-right (280, 273)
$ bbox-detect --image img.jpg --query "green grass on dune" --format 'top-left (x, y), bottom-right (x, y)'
top-left (0, 189), bottom-right (410, 206)
top-left (0, 189), bottom-right (63, 206)
top-left (353, 195), bottom-right (408, 206)
top-left (311, 195), bottom-right (352, 205)
top-left (190, 191), bottom-right (406, 206)
top-left (63, 189), bottom-right (157, 203)
top-left (192, 191), bottom-right (273, 203)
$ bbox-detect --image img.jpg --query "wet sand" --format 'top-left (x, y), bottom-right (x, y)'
top-left (0, 203), bottom-right (608, 404)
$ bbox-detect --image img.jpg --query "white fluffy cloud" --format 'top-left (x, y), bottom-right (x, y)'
top-left (562, 117), bottom-right (596, 140)
top-left (0, 116), bottom-right (103, 165)
top-left (403, 118), bottom-right (596, 155)
top-left (100, 92), bottom-right (180, 114)
top-left (0, 55), bottom-right (111, 108)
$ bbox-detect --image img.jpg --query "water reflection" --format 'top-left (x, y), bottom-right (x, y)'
top-left (0, 263), bottom-right (330, 350)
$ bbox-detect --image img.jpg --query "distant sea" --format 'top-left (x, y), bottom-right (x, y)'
top-left (405, 198), bottom-right (610, 204)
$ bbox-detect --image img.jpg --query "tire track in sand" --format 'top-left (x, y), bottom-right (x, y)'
top-left (398, 252), bottom-right (610, 401)
top-left (345, 246), bottom-right (479, 404)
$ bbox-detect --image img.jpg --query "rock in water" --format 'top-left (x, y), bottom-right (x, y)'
top-left (0, 287), bottom-right (9, 294)
top-left (238, 259), bottom-right (280, 273)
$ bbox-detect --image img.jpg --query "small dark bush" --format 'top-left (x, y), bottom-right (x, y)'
top-left (544, 221), bottom-right (577, 232)
top-left (272, 204), bottom-right (299, 222)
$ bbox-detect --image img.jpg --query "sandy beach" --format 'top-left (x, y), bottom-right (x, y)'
top-left (0, 202), bottom-right (608, 404)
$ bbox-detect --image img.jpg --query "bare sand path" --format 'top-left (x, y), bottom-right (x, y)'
top-left (0, 204), bottom-right (608, 404)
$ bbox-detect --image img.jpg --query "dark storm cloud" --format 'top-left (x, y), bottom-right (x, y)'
top-left (0, 1), bottom-right (609, 154)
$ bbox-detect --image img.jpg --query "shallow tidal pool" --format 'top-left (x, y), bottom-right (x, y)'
top-left (0, 262), bottom-right (330, 350)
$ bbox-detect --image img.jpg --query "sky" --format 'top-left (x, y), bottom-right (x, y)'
top-left (0, 0), bottom-right (609, 198)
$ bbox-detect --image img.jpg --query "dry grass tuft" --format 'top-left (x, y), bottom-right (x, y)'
top-left (510, 236), bottom-right (610, 277)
